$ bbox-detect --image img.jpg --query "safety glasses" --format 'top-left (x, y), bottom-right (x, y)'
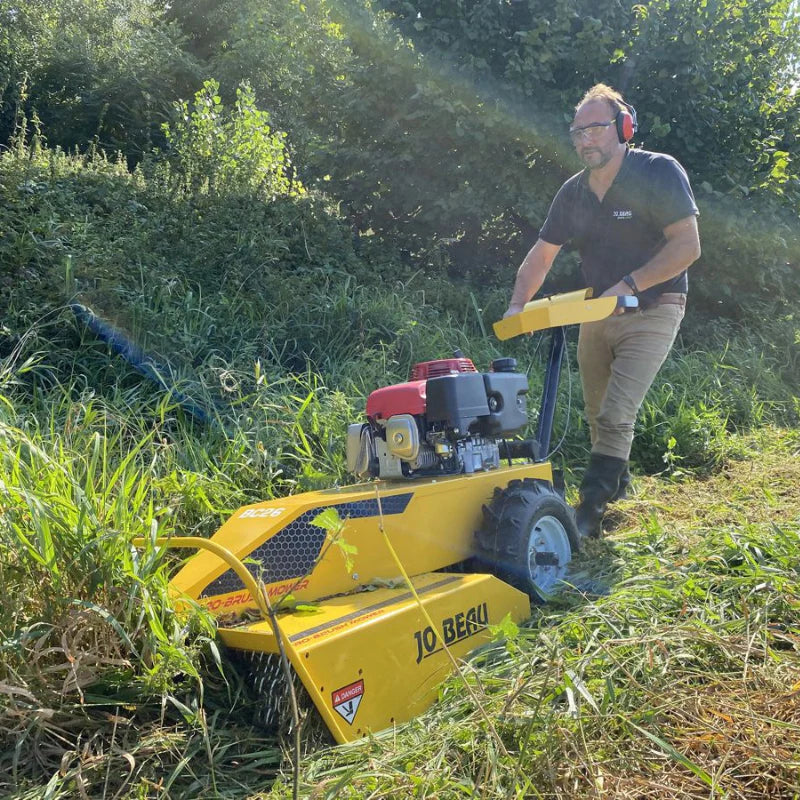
top-left (568, 120), bottom-right (615, 143)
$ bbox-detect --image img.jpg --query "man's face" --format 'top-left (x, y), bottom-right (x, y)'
top-left (570, 99), bottom-right (621, 170)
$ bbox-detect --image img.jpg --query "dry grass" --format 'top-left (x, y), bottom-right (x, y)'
top-left (619, 427), bottom-right (800, 530)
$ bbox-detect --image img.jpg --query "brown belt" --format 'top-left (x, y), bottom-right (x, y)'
top-left (651, 292), bottom-right (686, 307)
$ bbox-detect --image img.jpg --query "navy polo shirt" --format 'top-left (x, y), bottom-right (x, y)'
top-left (539, 148), bottom-right (698, 305)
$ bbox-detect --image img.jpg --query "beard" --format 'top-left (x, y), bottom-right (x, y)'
top-left (579, 146), bottom-right (613, 170)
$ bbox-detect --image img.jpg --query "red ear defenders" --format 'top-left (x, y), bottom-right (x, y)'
top-left (616, 100), bottom-right (638, 143)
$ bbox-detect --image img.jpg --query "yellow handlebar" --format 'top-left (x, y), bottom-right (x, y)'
top-left (493, 290), bottom-right (632, 340)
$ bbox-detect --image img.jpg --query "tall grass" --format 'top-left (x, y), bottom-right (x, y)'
top-left (0, 371), bottom-right (304, 796)
top-left (2, 297), bottom-right (797, 797)
top-left (633, 313), bottom-right (799, 477)
top-left (1, 135), bottom-right (798, 797)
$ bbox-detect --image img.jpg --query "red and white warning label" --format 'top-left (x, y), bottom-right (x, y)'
top-left (331, 679), bottom-right (364, 725)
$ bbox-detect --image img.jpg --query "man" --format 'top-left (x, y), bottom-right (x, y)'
top-left (505, 84), bottom-right (701, 537)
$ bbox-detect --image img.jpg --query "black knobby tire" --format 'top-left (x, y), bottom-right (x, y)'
top-left (475, 478), bottom-right (579, 602)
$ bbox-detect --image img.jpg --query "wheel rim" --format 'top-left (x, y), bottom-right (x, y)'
top-left (527, 514), bottom-right (571, 594)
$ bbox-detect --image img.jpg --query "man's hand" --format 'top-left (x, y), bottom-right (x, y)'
top-left (503, 303), bottom-right (525, 319)
top-left (600, 280), bottom-right (635, 316)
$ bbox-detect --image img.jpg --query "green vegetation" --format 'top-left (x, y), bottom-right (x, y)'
top-left (269, 430), bottom-right (800, 799)
top-left (3, 0), bottom-right (800, 308)
top-left (1, 0), bottom-right (799, 796)
top-left (0, 131), bottom-right (798, 796)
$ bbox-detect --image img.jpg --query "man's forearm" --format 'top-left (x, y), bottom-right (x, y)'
top-left (509, 260), bottom-right (548, 309)
top-left (629, 218), bottom-right (701, 292)
top-left (506, 239), bottom-right (561, 315)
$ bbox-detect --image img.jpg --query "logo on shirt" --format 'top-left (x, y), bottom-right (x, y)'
top-left (613, 209), bottom-right (633, 219)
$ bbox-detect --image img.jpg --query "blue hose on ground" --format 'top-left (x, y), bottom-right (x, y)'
top-left (70, 302), bottom-right (217, 427)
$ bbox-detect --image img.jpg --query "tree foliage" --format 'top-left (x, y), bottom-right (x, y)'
top-left (0, 0), bottom-right (200, 156)
top-left (164, 0), bottom-right (800, 307)
top-left (1, 0), bottom-right (799, 312)
top-left (376, 0), bottom-right (800, 189)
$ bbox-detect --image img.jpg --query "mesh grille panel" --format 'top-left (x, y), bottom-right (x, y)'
top-left (200, 493), bottom-right (413, 598)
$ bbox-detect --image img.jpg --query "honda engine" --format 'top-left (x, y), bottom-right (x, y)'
top-left (346, 354), bottom-right (531, 479)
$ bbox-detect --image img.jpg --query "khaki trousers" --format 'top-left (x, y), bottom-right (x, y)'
top-left (577, 304), bottom-right (685, 461)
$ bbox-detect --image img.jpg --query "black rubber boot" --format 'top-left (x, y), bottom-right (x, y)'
top-left (610, 465), bottom-right (631, 502)
top-left (574, 453), bottom-right (628, 538)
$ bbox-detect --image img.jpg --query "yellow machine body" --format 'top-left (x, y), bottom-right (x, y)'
top-left (157, 463), bottom-right (547, 743)
top-left (218, 571), bottom-right (528, 744)
top-left (143, 293), bottom-right (624, 744)
top-left (169, 462), bottom-right (551, 616)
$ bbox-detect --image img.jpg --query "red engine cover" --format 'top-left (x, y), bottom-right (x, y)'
top-left (366, 380), bottom-right (426, 421)
top-left (365, 358), bottom-right (478, 422)
top-left (411, 358), bottom-right (476, 380)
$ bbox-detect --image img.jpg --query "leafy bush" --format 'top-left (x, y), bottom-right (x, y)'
top-left (4, 0), bottom-right (800, 315)
top-left (0, 0), bottom-right (201, 156)
top-left (162, 80), bottom-right (302, 199)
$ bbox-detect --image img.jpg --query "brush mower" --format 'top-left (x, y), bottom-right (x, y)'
top-left (135, 289), bottom-right (636, 744)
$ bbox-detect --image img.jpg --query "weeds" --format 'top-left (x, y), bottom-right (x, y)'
top-left (0, 136), bottom-right (798, 798)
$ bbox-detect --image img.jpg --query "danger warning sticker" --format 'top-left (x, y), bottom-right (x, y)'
top-left (331, 679), bottom-right (364, 725)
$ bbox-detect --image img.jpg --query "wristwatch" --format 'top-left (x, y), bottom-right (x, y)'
top-left (621, 273), bottom-right (640, 295)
